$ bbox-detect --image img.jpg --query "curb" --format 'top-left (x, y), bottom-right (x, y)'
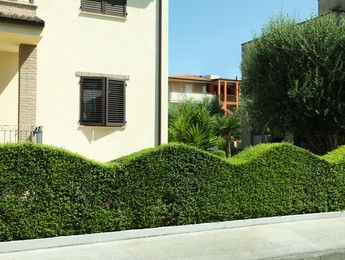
top-left (1, 211), bottom-right (344, 254)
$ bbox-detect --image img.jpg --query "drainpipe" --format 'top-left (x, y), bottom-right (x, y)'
top-left (157, 0), bottom-right (162, 145)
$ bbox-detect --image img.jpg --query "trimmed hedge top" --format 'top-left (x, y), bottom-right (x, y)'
top-left (0, 142), bottom-right (345, 241)
top-left (322, 145), bottom-right (345, 164)
top-left (228, 142), bottom-right (286, 165)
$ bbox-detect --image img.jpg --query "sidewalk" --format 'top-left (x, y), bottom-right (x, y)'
top-left (1, 212), bottom-right (345, 259)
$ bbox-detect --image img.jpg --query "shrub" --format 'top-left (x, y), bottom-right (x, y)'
top-left (0, 143), bottom-right (125, 241)
top-left (0, 142), bottom-right (345, 241)
top-left (208, 149), bottom-right (226, 158)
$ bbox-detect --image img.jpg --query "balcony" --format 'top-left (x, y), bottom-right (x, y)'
top-left (0, 125), bottom-right (43, 144)
top-left (219, 94), bottom-right (237, 104)
top-left (170, 92), bottom-right (215, 103)
top-left (0, 0), bottom-right (43, 53)
top-left (0, 0), bottom-right (37, 17)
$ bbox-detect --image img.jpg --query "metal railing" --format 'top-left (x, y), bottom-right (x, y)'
top-left (0, 125), bottom-right (43, 144)
top-left (7, 0), bottom-right (34, 4)
top-left (170, 92), bottom-right (215, 103)
top-left (219, 94), bottom-right (237, 103)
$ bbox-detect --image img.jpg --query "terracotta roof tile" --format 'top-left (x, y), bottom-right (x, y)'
top-left (0, 12), bottom-right (44, 26)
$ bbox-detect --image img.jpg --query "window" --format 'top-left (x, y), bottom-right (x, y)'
top-left (80, 77), bottom-right (126, 127)
top-left (81, 0), bottom-right (127, 17)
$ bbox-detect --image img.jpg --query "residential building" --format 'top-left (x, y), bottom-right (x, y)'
top-left (169, 74), bottom-right (241, 115)
top-left (0, 0), bottom-right (169, 162)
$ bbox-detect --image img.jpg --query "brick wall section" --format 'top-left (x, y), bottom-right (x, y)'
top-left (0, 1), bottom-right (37, 17)
top-left (18, 44), bottom-right (37, 141)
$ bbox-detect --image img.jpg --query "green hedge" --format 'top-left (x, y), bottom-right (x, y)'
top-left (207, 149), bottom-right (226, 158)
top-left (0, 142), bottom-right (345, 241)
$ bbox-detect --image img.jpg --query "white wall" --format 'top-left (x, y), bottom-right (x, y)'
top-left (35, 0), bottom-right (168, 162)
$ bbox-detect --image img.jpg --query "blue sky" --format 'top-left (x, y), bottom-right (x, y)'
top-left (169, 0), bottom-right (318, 79)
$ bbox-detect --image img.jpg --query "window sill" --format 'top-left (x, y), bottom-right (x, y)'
top-left (79, 125), bottom-right (126, 129)
top-left (76, 71), bottom-right (130, 81)
top-left (79, 11), bottom-right (127, 21)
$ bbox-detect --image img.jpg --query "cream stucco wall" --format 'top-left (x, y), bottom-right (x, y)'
top-left (0, 51), bottom-right (18, 125)
top-left (35, 0), bottom-right (168, 162)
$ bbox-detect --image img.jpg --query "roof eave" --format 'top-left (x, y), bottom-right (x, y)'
top-left (0, 15), bottom-right (45, 27)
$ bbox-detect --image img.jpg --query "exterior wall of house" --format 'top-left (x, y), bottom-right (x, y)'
top-left (0, 1), bottom-right (43, 143)
top-left (170, 82), bottom-right (184, 93)
top-left (0, 51), bottom-right (18, 125)
top-left (32, 0), bottom-right (168, 162)
top-left (169, 81), bottom-right (212, 103)
top-left (170, 82), bottom-right (207, 94)
top-left (0, 22), bottom-right (43, 53)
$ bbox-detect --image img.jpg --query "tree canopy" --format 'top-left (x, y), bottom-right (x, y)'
top-left (241, 13), bottom-right (345, 154)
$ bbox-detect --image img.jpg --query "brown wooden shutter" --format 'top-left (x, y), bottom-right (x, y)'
top-left (81, 77), bottom-right (105, 126)
top-left (104, 0), bottom-right (127, 17)
top-left (81, 0), bottom-right (103, 14)
top-left (106, 79), bottom-right (126, 126)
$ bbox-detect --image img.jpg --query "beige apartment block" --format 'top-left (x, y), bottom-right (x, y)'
top-left (0, 0), bottom-right (169, 162)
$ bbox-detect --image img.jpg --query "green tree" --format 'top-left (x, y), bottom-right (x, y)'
top-left (242, 13), bottom-right (345, 154)
top-left (214, 115), bottom-right (241, 158)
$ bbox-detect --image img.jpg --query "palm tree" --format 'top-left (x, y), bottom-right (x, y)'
top-left (169, 103), bottom-right (218, 150)
top-left (214, 115), bottom-right (241, 158)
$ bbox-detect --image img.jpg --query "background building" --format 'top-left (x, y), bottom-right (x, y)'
top-left (169, 74), bottom-right (241, 115)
